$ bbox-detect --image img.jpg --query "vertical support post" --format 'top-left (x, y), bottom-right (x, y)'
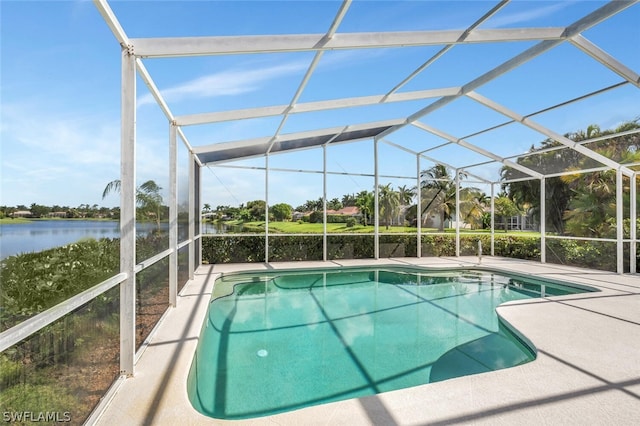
top-left (323, 145), bottom-right (328, 262)
top-left (617, 168), bottom-right (624, 274)
top-left (196, 161), bottom-right (201, 269)
top-left (490, 183), bottom-right (495, 256)
top-left (120, 45), bottom-right (136, 377)
top-left (188, 152), bottom-right (195, 280)
top-left (631, 173), bottom-right (637, 274)
top-left (265, 154), bottom-right (269, 263)
top-left (416, 154), bottom-right (421, 258)
top-left (540, 177), bottom-right (546, 264)
top-left (455, 169), bottom-right (460, 257)
top-left (169, 123), bottom-right (177, 307)
top-left (374, 139), bottom-right (379, 259)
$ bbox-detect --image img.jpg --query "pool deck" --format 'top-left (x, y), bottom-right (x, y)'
top-left (93, 257), bottom-right (640, 425)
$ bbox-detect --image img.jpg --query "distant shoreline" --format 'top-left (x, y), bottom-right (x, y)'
top-left (0, 217), bottom-right (118, 225)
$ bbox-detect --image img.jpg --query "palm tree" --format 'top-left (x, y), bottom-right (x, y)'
top-left (355, 190), bottom-right (374, 226)
top-left (503, 120), bottom-right (640, 236)
top-left (397, 185), bottom-right (416, 206)
top-left (560, 121), bottom-right (640, 237)
top-left (378, 183), bottom-right (400, 229)
top-left (341, 193), bottom-right (356, 207)
top-left (102, 179), bottom-right (164, 228)
top-left (501, 141), bottom-right (572, 234)
top-left (327, 198), bottom-right (343, 211)
top-left (459, 188), bottom-right (488, 230)
top-left (420, 165), bottom-right (457, 231)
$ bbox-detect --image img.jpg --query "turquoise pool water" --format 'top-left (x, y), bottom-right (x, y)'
top-left (187, 267), bottom-right (594, 419)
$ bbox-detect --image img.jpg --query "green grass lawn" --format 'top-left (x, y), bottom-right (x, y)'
top-left (0, 217), bottom-right (32, 224)
top-left (237, 221), bottom-right (541, 236)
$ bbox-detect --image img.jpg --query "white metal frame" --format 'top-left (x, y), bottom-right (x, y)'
top-left (1, 0), bottom-right (637, 400)
top-left (6, 0), bottom-right (634, 379)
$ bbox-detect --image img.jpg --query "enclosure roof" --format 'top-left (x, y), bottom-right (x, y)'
top-left (193, 119), bottom-right (403, 164)
top-left (95, 0), bottom-right (640, 182)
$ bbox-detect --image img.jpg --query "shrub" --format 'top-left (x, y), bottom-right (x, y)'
top-left (268, 236), bottom-right (323, 261)
top-left (202, 233), bottom-right (630, 272)
top-left (546, 239), bottom-right (616, 271)
top-left (0, 238), bottom-right (119, 329)
top-left (308, 211), bottom-right (323, 223)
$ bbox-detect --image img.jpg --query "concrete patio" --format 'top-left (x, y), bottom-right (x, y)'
top-left (93, 257), bottom-right (640, 425)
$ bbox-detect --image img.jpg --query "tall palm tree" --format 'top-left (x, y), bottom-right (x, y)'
top-left (327, 198), bottom-right (343, 211)
top-left (459, 188), bottom-right (488, 230)
top-left (397, 185), bottom-right (416, 206)
top-left (355, 190), bottom-right (374, 226)
top-left (503, 120), bottom-right (640, 236)
top-left (102, 179), bottom-right (164, 228)
top-left (378, 183), bottom-right (400, 229)
top-left (341, 193), bottom-right (357, 207)
top-left (420, 165), bottom-right (457, 231)
top-left (560, 121), bottom-right (640, 237)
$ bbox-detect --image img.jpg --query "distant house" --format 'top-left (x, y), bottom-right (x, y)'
top-left (48, 211), bottom-right (68, 218)
top-left (326, 206), bottom-right (361, 217)
top-left (11, 210), bottom-right (32, 218)
top-left (292, 206), bottom-right (362, 221)
top-left (292, 211), bottom-right (308, 221)
top-left (507, 214), bottom-right (538, 231)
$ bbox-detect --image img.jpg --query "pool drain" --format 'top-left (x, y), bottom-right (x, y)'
top-left (257, 349), bottom-right (268, 357)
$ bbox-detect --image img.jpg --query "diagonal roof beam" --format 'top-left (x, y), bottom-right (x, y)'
top-left (504, 127), bottom-right (640, 160)
top-left (465, 91), bottom-right (635, 177)
top-left (420, 155), bottom-right (491, 184)
top-left (136, 59), bottom-right (174, 122)
top-left (376, 0), bottom-right (637, 141)
top-left (175, 87), bottom-right (460, 126)
top-left (377, 39), bottom-right (564, 140)
top-left (383, 0), bottom-right (510, 100)
top-left (93, 0), bottom-right (130, 47)
top-left (267, 0), bottom-right (351, 154)
top-left (129, 28), bottom-right (566, 58)
top-left (460, 81), bottom-right (629, 140)
top-left (570, 35), bottom-right (640, 88)
top-left (412, 121), bottom-right (543, 179)
top-left (380, 138), bottom-right (492, 186)
top-left (93, 0), bottom-right (201, 164)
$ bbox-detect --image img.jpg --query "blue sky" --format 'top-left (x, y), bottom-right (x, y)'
top-left (1, 1), bottom-right (639, 210)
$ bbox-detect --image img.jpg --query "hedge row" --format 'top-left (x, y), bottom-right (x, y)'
top-left (201, 234), bottom-right (619, 272)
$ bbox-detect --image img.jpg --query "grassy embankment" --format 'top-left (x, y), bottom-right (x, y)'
top-left (0, 217), bottom-right (32, 224)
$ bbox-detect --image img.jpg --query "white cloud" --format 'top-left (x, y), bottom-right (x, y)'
top-left (1, 102), bottom-right (123, 205)
top-left (1, 103), bottom-right (121, 167)
top-left (137, 60), bottom-right (309, 107)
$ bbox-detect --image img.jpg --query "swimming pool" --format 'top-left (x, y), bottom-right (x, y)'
top-left (187, 266), bottom-right (595, 420)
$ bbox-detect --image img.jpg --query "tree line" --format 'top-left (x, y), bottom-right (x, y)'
top-left (0, 204), bottom-right (120, 220)
top-left (204, 164), bottom-right (522, 231)
top-left (206, 120), bottom-right (640, 237)
top-left (1, 179), bottom-right (169, 225)
top-left (503, 120), bottom-right (640, 238)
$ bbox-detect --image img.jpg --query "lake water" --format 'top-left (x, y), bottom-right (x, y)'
top-left (0, 220), bottom-right (164, 260)
top-left (201, 222), bottom-right (243, 234)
